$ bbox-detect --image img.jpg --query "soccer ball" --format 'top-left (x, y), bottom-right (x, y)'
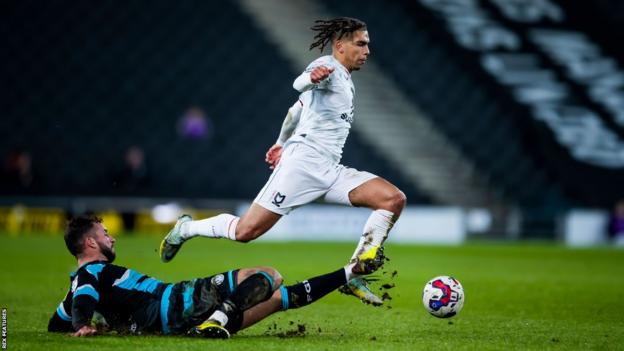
top-left (422, 276), bottom-right (464, 318)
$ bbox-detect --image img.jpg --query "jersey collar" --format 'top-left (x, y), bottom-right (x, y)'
top-left (330, 55), bottom-right (351, 76)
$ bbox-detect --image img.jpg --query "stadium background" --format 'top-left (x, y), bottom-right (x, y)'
top-left (1, 0), bottom-right (624, 349)
top-left (3, 0), bottom-right (624, 241)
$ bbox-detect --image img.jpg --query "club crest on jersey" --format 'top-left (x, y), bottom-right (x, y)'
top-left (340, 113), bottom-right (354, 124)
top-left (272, 192), bottom-right (286, 207)
top-left (211, 274), bottom-right (225, 286)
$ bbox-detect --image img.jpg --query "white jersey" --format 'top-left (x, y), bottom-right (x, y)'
top-left (286, 55), bottom-right (355, 163)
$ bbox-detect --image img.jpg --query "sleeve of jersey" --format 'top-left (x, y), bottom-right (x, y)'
top-left (293, 72), bottom-right (315, 92)
top-left (48, 283), bottom-right (74, 332)
top-left (293, 61), bottom-right (332, 92)
top-left (276, 100), bottom-right (303, 145)
top-left (48, 312), bottom-right (74, 333)
top-left (48, 312), bottom-right (72, 332)
top-left (71, 272), bottom-right (101, 330)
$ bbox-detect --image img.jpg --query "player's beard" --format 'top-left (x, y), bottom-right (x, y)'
top-left (98, 242), bottom-right (116, 263)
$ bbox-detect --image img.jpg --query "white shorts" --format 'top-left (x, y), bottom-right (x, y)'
top-left (254, 142), bottom-right (377, 215)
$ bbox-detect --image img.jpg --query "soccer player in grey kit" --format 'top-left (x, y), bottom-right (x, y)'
top-left (160, 17), bottom-right (406, 306)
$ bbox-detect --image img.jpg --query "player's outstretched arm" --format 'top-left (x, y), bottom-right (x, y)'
top-left (293, 65), bottom-right (334, 92)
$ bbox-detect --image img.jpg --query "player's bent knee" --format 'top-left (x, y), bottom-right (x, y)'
top-left (393, 190), bottom-right (407, 210)
top-left (256, 266), bottom-right (283, 288)
top-left (265, 267), bottom-right (283, 288)
top-left (381, 190), bottom-right (406, 213)
top-left (272, 268), bottom-right (283, 287)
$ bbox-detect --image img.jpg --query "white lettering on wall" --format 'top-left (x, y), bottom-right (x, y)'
top-left (419, 0), bottom-right (624, 168)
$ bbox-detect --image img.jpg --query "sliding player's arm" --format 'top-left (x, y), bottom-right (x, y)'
top-left (48, 289), bottom-right (74, 333)
top-left (69, 271), bottom-right (101, 336)
top-left (265, 101), bottom-right (303, 169)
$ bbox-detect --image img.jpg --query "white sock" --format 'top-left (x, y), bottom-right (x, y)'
top-left (344, 262), bottom-right (359, 281)
top-left (207, 310), bottom-right (228, 326)
top-left (183, 214), bottom-right (239, 241)
top-left (350, 235), bottom-right (368, 263)
top-left (350, 209), bottom-right (396, 262)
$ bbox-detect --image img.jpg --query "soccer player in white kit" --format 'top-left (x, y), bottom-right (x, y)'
top-left (160, 18), bottom-right (406, 306)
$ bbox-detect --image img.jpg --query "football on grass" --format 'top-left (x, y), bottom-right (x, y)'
top-left (422, 276), bottom-right (464, 318)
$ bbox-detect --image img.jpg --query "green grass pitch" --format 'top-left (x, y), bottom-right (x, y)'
top-left (1, 234), bottom-right (623, 350)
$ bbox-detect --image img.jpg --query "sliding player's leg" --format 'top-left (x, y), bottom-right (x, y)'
top-left (194, 262), bottom-right (365, 338)
top-left (190, 266), bottom-right (282, 338)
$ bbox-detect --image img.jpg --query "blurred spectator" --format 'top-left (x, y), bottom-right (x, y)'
top-left (178, 106), bottom-right (213, 140)
top-left (111, 146), bottom-right (151, 232)
top-left (112, 146), bottom-right (150, 194)
top-left (1, 149), bottom-right (39, 194)
top-left (608, 200), bottom-right (624, 246)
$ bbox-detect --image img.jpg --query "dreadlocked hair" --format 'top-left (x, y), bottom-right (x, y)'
top-left (309, 17), bottom-right (367, 52)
